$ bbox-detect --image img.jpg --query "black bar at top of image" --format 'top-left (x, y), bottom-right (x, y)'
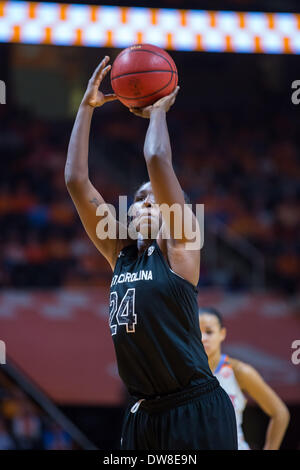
top-left (15, 0), bottom-right (300, 14)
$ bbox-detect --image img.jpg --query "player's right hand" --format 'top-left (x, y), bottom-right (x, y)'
top-left (81, 56), bottom-right (118, 108)
top-left (130, 86), bottom-right (179, 118)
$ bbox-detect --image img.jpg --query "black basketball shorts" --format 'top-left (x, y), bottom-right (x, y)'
top-left (120, 377), bottom-right (238, 450)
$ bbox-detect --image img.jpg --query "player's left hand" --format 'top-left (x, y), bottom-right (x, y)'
top-left (129, 86), bottom-right (180, 118)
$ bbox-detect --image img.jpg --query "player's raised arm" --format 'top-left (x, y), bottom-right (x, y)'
top-left (65, 57), bottom-right (122, 270)
top-left (130, 87), bottom-right (198, 248)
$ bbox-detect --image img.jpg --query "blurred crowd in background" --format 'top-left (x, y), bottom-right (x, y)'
top-left (0, 371), bottom-right (73, 450)
top-left (0, 102), bottom-right (299, 294)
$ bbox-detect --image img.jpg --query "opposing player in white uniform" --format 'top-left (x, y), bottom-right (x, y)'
top-left (199, 307), bottom-right (290, 450)
top-left (213, 353), bottom-right (249, 449)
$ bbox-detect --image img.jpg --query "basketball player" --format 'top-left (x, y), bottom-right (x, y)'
top-left (65, 56), bottom-right (237, 450)
top-left (199, 307), bottom-right (290, 450)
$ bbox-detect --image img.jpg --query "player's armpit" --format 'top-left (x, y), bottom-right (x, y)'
top-left (157, 235), bottom-right (200, 287)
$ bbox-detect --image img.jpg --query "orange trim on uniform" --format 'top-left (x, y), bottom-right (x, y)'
top-left (220, 355), bottom-right (232, 370)
top-left (220, 363), bottom-right (233, 371)
top-left (296, 14), bottom-right (300, 30)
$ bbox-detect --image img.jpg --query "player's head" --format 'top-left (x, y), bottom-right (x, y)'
top-left (198, 307), bottom-right (226, 358)
top-left (129, 181), bottom-right (161, 239)
top-left (129, 181), bottom-right (190, 240)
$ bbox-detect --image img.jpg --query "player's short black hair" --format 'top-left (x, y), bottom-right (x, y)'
top-left (134, 181), bottom-right (191, 204)
top-left (198, 307), bottom-right (224, 328)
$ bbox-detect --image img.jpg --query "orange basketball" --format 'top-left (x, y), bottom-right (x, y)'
top-left (111, 44), bottom-right (178, 108)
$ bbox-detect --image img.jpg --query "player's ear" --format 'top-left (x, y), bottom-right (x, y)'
top-left (220, 327), bottom-right (227, 342)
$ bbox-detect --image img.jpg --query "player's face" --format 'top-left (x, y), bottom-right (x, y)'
top-left (199, 314), bottom-right (226, 358)
top-left (131, 182), bottom-right (162, 238)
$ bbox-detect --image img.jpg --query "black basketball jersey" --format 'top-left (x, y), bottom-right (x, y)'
top-left (109, 240), bottom-right (214, 398)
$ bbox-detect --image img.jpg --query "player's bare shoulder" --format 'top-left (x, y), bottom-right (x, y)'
top-left (157, 232), bottom-right (200, 287)
top-left (227, 357), bottom-right (255, 389)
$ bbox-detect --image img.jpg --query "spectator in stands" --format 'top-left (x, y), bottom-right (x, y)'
top-left (0, 103), bottom-right (299, 293)
top-left (43, 422), bottom-right (73, 450)
top-left (11, 402), bottom-right (43, 450)
top-left (0, 418), bottom-right (16, 450)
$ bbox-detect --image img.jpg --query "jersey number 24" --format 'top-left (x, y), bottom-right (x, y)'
top-left (109, 288), bottom-right (137, 335)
